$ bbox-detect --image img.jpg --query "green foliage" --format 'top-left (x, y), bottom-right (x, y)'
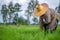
top-left (58, 3), bottom-right (60, 13)
top-left (13, 3), bottom-right (22, 25)
top-left (14, 3), bottom-right (21, 12)
top-left (1, 4), bottom-right (8, 24)
top-left (8, 2), bottom-right (15, 23)
top-left (1, 2), bottom-right (22, 24)
top-left (55, 2), bottom-right (60, 13)
top-left (13, 16), bottom-right (28, 25)
top-left (13, 13), bottom-right (18, 24)
top-left (26, 0), bottom-right (36, 15)
top-left (18, 16), bottom-right (28, 25)
top-left (0, 25), bottom-right (60, 40)
top-left (8, 2), bottom-right (22, 24)
top-left (32, 17), bottom-right (38, 23)
top-left (8, 2), bottom-right (15, 13)
top-left (25, 0), bottom-right (39, 25)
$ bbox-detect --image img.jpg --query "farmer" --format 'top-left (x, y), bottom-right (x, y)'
top-left (34, 3), bottom-right (60, 32)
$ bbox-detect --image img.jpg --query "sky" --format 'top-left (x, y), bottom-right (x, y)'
top-left (0, 0), bottom-right (60, 24)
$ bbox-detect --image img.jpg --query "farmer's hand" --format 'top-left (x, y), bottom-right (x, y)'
top-left (44, 22), bottom-right (51, 25)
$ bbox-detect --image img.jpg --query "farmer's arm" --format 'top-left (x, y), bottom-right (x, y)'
top-left (44, 13), bottom-right (51, 24)
top-left (40, 17), bottom-right (43, 25)
top-left (40, 17), bottom-right (44, 31)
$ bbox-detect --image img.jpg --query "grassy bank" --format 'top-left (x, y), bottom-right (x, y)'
top-left (0, 25), bottom-right (60, 40)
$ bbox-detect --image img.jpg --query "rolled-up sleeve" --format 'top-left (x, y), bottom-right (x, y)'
top-left (45, 12), bottom-right (51, 24)
top-left (47, 13), bottom-right (51, 23)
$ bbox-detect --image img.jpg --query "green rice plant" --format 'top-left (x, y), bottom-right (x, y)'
top-left (0, 25), bottom-right (60, 40)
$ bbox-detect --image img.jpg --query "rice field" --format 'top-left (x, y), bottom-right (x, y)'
top-left (0, 25), bottom-right (60, 40)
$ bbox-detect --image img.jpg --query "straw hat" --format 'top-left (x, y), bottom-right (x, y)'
top-left (34, 3), bottom-right (48, 16)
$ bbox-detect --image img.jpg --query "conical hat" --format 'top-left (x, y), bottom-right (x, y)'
top-left (34, 3), bottom-right (48, 16)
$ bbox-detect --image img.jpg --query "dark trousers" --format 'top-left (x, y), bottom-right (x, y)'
top-left (43, 20), bottom-right (58, 33)
top-left (43, 24), bottom-right (49, 32)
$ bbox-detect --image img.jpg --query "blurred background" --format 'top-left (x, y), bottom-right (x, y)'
top-left (0, 0), bottom-right (60, 25)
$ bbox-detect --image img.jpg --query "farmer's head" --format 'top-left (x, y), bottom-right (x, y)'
top-left (36, 4), bottom-right (44, 11)
top-left (34, 3), bottom-right (48, 16)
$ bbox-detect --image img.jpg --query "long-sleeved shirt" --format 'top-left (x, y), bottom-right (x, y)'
top-left (40, 8), bottom-right (60, 24)
top-left (40, 8), bottom-right (60, 30)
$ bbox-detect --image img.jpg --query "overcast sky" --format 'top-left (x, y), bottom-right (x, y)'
top-left (0, 0), bottom-right (59, 23)
top-left (0, 0), bottom-right (59, 9)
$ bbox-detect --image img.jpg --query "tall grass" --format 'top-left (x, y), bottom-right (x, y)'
top-left (0, 25), bottom-right (60, 40)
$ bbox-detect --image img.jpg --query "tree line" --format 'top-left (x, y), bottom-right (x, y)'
top-left (0, 0), bottom-right (60, 25)
top-left (0, 0), bottom-right (39, 25)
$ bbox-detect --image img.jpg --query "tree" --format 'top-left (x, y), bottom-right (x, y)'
top-left (58, 2), bottom-right (60, 13)
top-left (18, 16), bottom-right (25, 25)
top-left (25, 0), bottom-right (39, 25)
top-left (1, 2), bottom-right (22, 24)
top-left (8, 2), bottom-right (22, 24)
top-left (13, 13), bottom-right (18, 25)
top-left (55, 1), bottom-right (60, 13)
top-left (32, 17), bottom-right (38, 24)
top-left (13, 3), bottom-right (22, 25)
top-left (1, 4), bottom-right (8, 24)
top-left (14, 3), bottom-right (21, 12)
top-left (13, 16), bottom-right (28, 25)
top-left (8, 2), bottom-right (15, 23)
